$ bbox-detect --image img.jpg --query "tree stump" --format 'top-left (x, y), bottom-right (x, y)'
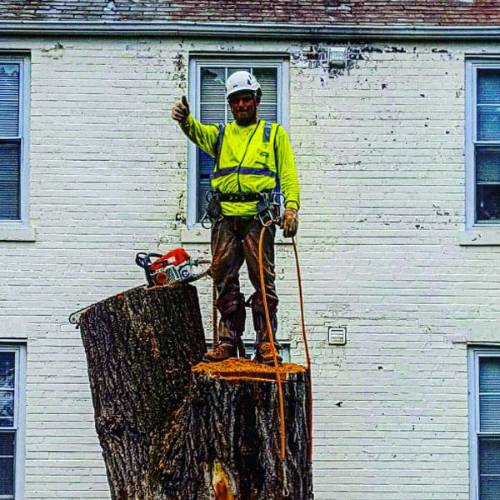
top-left (79, 284), bottom-right (313, 499)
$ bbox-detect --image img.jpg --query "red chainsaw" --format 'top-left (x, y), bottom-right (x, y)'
top-left (135, 247), bottom-right (211, 287)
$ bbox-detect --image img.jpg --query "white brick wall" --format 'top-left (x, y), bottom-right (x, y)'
top-left (0, 36), bottom-right (499, 499)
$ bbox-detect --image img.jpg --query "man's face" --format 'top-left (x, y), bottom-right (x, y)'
top-left (228, 91), bottom-right (261, 126)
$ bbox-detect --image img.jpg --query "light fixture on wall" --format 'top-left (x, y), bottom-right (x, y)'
top-left (328, 47), bottom-right (349, 68)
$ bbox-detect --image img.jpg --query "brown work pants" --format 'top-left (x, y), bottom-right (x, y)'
top-left (211, 216), bottom-right (278, 345)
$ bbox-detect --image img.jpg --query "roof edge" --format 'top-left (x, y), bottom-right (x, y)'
top-left (0, 21), bottom-right (499, 40)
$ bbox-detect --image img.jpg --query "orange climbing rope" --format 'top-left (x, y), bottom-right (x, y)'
top-left (258, 223), bottom-right (287, 459)
top-left (212, 280), bottom-right (218, 347)
top-left (292, 235), bottom-right (313, 464)
top-left (258, 226), bottom-right (313, 464)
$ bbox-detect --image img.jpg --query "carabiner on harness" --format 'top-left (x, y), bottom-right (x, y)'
top-left (256, 191), bottom-right (284, 227)
top-left (201, 190), bottom-right (223, 229)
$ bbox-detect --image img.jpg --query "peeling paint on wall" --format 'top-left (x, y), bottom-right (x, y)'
top-left (290, 43), bottom-right (365, 78)
top-left (172, 52), bottom-right (187, 91)
top-left (40, 41), bottom-right (64, 59)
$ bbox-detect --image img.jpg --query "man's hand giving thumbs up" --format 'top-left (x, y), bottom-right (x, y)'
top-left (171, 96), bottom-right (190, 124)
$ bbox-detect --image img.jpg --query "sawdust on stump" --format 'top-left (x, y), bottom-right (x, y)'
top-left (193, 358), bottom-right (306, 383)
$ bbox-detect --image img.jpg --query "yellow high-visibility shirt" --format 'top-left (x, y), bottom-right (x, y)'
top-left (181, 114), bottom-right (300, 217)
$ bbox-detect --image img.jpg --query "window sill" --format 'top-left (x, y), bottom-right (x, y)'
top-left (181, 226), bottom-right (292, 245)
top-left (0, 223), bottom-right (36, 242)
top-left (458, 228), bottom-right (500, 246)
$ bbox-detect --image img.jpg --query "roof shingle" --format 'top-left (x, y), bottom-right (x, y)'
top-left (1, 0), bottom-right (499, 26)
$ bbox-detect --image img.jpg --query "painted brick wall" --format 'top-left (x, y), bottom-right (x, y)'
top-left (0, 35), bottom-right (498, 499)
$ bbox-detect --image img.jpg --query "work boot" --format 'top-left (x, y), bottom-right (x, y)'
top-left (204, 340), bottom-right (237, 362)
top-left (254, 342), bottom-right (282, 365)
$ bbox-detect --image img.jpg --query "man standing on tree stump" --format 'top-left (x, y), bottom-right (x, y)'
top-left (172, 71), bottom-right (300, 364)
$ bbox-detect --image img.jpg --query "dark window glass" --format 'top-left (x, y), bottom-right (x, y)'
top-left (478, 358), bottom-right (500, 499)
top-left (476, 70), bottom-right (500, 223)
top-left (0, 63), bottom-right (21, 221)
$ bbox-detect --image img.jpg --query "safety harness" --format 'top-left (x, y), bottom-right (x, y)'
top-left (200, 121), bottom-right (282, 228)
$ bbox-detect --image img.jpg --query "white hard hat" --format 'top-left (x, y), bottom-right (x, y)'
top-left (225, 71), bottom-right (262, 99)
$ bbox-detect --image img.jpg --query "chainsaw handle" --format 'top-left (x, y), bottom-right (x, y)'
top-left (135, 252), bottom-right (162, 270)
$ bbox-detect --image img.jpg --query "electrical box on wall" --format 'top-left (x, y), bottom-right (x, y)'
top-left (328, 326), bottom-right (347, 345)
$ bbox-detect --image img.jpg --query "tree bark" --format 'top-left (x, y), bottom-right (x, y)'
top-left (79, 284), bottom-right (313, 500)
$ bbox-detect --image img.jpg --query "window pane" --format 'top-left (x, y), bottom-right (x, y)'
top-left (0, 433), bottom-right (14, 497)
top-left (0, 64), bottom-right (19, 137)
top-left (478, 69), bottom-right (500, 105)
top-left (0, 142), bottom-right (20, 220)
top-left (481, 477), bottom-right (500, 500)
top-left (0, 354), bottom-right (14, 391)
top-left (480, 358), bottom-right (500, 392)
top-left (480, 393), bottom-right (500, 431)
top-left (478, 106), bottom-right (500, 141)
top-left (478, 70), bottom-right (500, 140)
top-left (200, 103), bottom-right (225, 124)
top-left (480, 437), bottom-right (500, 500)
top-left (200, 67), bottom-right (225, 124)
top-left (198, 67), bottom-right (226, 217)
top-left (253, 67), bottom-right (278, 122)
top-left (0, 456), bottom-right (14, 496)
top-left (477, 148), bottom-right (500, 183)
top-left (200, 67), bottom-right (225, 102)
top-left (0, 391), bottom-right (13, 428)
top-left (476, 185), bottom-right (500, 223)
top-left (0, 433), bottom-right (14, 456)
top-left (198, 150), bottom-right (212, 222)
top-left (480, 358), bottom-right (500, 431)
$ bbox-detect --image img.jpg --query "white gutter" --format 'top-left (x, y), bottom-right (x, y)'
top-left (0, 21), bottom-right (498, 40)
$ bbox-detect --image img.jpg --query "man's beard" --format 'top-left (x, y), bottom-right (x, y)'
top-left (235, 110), bottom-right (257, 126)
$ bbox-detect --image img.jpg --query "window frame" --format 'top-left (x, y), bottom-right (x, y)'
top-left (186, 55), bottom-right (289, 228)
top-left (0, 343), bottom-right (26, 500)
top-left (0, 54), bottom-right (30, 233)
top-left (465, 59), bottom-right (500, 230)
top-left (468, 347), bottom-right (500, 500)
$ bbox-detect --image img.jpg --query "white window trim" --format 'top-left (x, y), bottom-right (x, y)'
top-left (185, 55), bottom-right (289, 231)
top-left (0, 54), bottom-right (33, 242)
top-left (0, 343), bottom-right (26, 500)
top-left (468, 347), bottom-right (500, 500)
top-left (465, 59), bottom-right (500, 231)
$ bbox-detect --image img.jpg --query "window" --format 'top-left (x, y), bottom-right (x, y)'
top-left (466, 61), bottom-right (500, 228)
top-left (0, 346), bottom-right (25, 500)
top-left (469, 349), bottom-right (500, 499)
top-left (0, 57), bottom-right (28, 223)
top-left (187, 57), bottom-right (288, 226)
